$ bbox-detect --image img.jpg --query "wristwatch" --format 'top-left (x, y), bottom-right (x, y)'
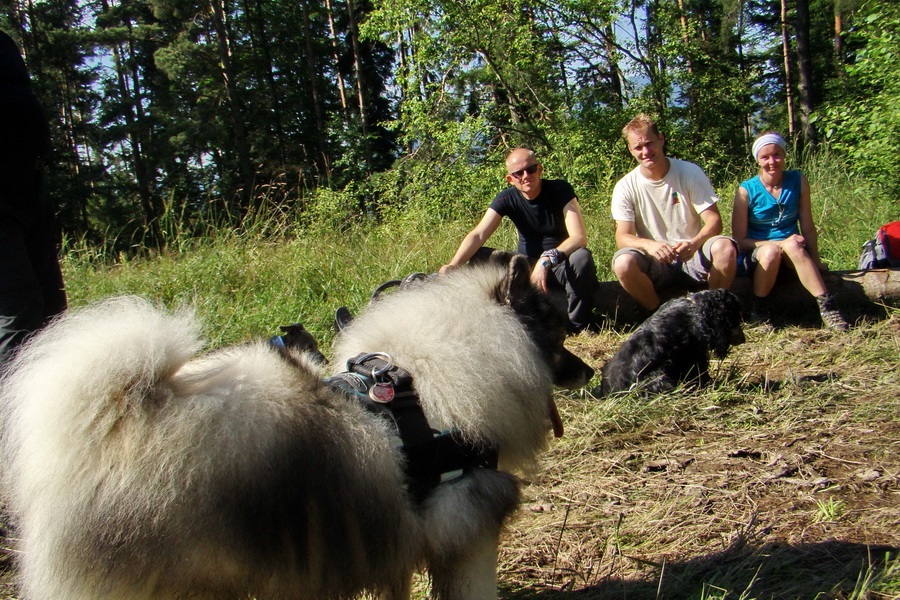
top-left (540, 258), bottom-right (552, 269)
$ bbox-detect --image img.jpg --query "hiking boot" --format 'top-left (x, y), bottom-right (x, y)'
top-left (817, 294), bottom-right (849, 331)
top-left (748, 296), bottom-right (774, 331)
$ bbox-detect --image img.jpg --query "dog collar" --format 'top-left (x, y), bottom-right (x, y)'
top-left (325, 353), bottom-right (498, 505)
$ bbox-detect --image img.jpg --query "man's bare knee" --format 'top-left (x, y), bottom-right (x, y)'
top-left (612, 254), bottom-right (641, 279)
top-left (711, 238), bottom-right (737, 264)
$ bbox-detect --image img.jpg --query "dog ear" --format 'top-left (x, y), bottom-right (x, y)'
top-left (699, 290), bottom-right (742, 358)
top-left (495, 254), bottom-right (532, 306)
top-left (689, 291), bottom-right (720, 344)
top-left (485, 249), bottom-right (517, 265)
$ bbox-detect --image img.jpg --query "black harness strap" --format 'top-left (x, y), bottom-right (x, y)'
top-left (325, 353), bottom-right (497, 505)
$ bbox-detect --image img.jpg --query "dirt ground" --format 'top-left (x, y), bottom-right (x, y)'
top-left (1, 315), bottom-right (897, 599)
top-left (499, 315), bottom-right (900, 599)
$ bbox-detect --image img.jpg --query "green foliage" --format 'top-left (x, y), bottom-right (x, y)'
top-left (799, 150), bottom-right (900, 268)
top-left (366, 0), bottom-right (561, 158)
top-left (817, 0), bottom-right (900, 197)
top-left (4, 0), bottom-right (400, 246)
top-left (302, 186), bottom-right (368, 231)
top-left (542, 114), bottom-right (632, 193)
top-left (4, 0), bottom-right (898, 250)
top-left (651, 1), bottom-right (754, 176)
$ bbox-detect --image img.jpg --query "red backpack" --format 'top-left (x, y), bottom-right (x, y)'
top-left (859, 221), bottom-right (900, 269)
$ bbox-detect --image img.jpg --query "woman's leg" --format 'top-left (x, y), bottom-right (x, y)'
top-left (752, 244), bottom-right (783, 297)
top-left (779, 237), bottom-right (827, 297)
top-left (780, 238), bottom-right (848, 330)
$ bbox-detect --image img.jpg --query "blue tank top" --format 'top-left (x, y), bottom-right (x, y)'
top-left (740, 170), bottom-right (802, 240)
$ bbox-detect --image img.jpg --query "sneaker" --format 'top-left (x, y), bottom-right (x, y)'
top-left (748, 296), bottom-right (774, 330)
top-left (817, 294), bottom-right (849, 331)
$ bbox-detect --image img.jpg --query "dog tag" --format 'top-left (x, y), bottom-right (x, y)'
top-left (369, 382), bottom-right (395, 403)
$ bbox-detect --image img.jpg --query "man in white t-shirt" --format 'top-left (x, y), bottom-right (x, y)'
top-left (611, 114), bottom-right (737, 311)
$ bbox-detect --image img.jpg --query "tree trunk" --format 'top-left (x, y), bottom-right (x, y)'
top-left (590, 269), bottom-right (900, 326)
top-left (324, 0), bottom-right (350, 120)
top-left (736, 0), bottom-right (752, 144)
top-left (300, 0), bottom-right (330, 180)
top-left (833, 1), bottom-right (844, 77)
top-left (100, 0), bottom-right (156, 235)
top-left (795, 0), bottom-right (817, 149)
top-left (604, 25), bottom-right (624, 110)
top-left (781, 0), bottom-right (796, 138)
top-left (345, 0), bottom-right (372, 173)
top-left (206, 0), bottom-right (255, 213)
top-left (242, 0), bottom-right (288, 166)
top-left (644, 0), bottom-right (669, 121)
top-left (677, 0), bottom-right (694, 74)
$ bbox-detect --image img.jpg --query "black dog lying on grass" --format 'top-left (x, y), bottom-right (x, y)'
top-left (598, 289), bottom-right (745, 396)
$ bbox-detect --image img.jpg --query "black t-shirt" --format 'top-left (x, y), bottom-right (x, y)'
top-left (489, 179), bottom-right (576, 259)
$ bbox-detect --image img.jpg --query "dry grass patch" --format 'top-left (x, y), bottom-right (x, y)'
top-left (500, 312), bottom-right (899, 599)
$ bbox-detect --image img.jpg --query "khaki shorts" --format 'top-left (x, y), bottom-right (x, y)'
top-left (612, 235), bottom-right (736, 289)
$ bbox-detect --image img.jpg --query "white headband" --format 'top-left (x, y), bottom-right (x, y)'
top-left (752, 133), bottom-right (786, 159)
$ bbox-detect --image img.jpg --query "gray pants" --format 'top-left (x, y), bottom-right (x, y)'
top-left (473, 246), bottom-right (599, 332)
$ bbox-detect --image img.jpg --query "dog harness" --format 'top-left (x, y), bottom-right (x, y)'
top-left (325, 352), bottom-right (498, 505)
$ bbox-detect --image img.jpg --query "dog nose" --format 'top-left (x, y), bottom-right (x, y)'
top-left (553, 349), bottom-right (594, 389)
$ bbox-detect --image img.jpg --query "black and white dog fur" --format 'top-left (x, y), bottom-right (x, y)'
top-left (0, 253), bottom-right (593, 600)
top-left (599, 288), bottom-right (745, 395)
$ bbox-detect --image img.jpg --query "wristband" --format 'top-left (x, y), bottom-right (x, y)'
top-left (540, 249), bottom-right (564, 266)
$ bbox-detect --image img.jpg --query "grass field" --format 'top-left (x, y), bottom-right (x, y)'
top-left (498, 316), bottom-right (900, 599)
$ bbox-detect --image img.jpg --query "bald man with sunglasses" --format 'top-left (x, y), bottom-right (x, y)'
top-left (440, 148), bottom-right (599, 333)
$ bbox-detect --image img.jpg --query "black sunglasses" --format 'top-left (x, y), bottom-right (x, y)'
top-left (509, 163), bottom-right (540, 180)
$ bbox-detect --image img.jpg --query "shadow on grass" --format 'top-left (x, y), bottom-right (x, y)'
top-left (501, 540), bottom-right (899, 599)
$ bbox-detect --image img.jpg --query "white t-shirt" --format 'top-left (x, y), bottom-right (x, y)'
top-left (611, 158), bottom-right (719, 244)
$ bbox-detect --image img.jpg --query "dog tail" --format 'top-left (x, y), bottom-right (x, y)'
top-left (1, 296), bottom-right (202, 495)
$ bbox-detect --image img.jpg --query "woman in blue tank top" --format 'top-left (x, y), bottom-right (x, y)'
top-left (732, 132), bottom-right (848, 330)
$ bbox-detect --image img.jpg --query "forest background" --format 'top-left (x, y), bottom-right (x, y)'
top-left (2, 0), bottom-right (898, 256)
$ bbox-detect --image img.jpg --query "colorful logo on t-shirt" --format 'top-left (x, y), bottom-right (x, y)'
top-left (671, 191), bottom-right (680, 205)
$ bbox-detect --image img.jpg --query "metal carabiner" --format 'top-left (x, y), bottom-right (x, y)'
top-left (355, 352), bottom-right (394, 381)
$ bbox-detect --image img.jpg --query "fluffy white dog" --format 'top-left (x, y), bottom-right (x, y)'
top-left (0, 253), bottom-right (592, 600)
